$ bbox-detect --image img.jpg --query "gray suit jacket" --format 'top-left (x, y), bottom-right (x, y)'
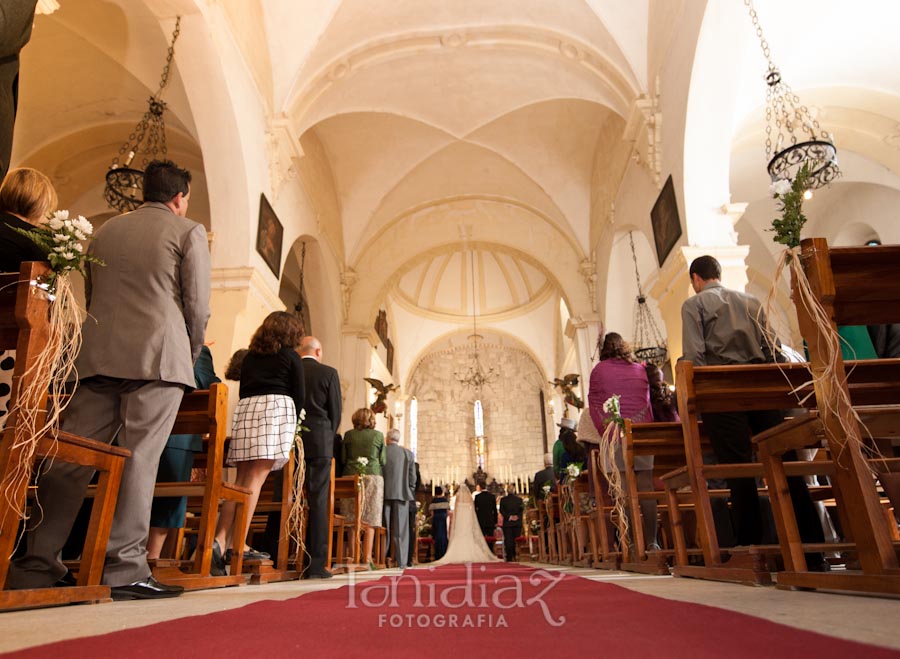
top-left (383, 443), bottom-right (415, 502)
top-left (78, 202), bottom-right (211, 388)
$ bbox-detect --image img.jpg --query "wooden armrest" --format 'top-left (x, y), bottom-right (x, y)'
top-left (752, 412), bottom-right (823, 455)
top-left (660, 466), bottom-right (689, 489)
top-left (52, 431), bottom-right (131, 457)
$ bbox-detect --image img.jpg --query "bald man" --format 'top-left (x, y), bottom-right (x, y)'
top-left (298, 336), bottom-right (342, 578)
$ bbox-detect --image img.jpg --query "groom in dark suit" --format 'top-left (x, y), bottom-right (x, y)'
top-left (298, 336), bottom-right (342, 579)
top-left (474, 484), bottom-right (498, 547)
top-left (499, 487), bottom-right (524, 562)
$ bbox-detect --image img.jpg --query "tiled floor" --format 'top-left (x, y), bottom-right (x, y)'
top-left (1, 565), bottom-right (899, 653)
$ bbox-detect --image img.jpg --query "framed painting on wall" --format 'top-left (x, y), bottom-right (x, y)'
top-left (256, 193), bottom-right (283, 278)
top-left (650, 175), bottom-right (683, 267)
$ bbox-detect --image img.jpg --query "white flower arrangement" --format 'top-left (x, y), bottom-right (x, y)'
top-left (602, 394), bottom-right (625, 429)
top-left (565, 462), bottom-right (582, 480)
top-left (354, 456), bottom-right (371, 475)
top-left (541, 484), bottom-right (551, 496)
top-left (11, 209), bottom-right (104, 293)
top-left (768, 179), bottom-right (792, 197)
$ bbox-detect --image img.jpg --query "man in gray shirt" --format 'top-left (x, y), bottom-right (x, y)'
top-left (681, 255), bottom-right (826, 568)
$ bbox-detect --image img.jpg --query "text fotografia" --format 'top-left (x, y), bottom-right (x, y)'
top-left (347, 563), bottom-right (566, 627)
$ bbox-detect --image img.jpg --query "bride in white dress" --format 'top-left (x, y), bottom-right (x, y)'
top-left (427, 483), bottom-right (501, 565)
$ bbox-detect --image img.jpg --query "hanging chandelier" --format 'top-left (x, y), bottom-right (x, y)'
top-left (455, 250), bottom-right (498, 392)
top-left (629, 232), bottom-right (668, 367)
top-left (104, 18), bottom-right (182, 212)
top-left (744, 0), bottom-right (840, 189)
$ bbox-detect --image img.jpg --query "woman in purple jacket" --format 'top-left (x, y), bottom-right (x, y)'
top-left (588, 332), bottom-right (659, 551)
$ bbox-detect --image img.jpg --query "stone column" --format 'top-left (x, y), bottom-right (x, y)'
top-left (339, 327), bottom-right (378, 434)
top-left (207, 267), bottom-right (285, 417)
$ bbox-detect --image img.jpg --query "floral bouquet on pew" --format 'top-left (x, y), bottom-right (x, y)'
top-left (288, 407), bottom-right (309, 561)
top-left (3, 210), bottom-right (105, 525)
top-left (597, 394), bottom-right (630, 551)
top-left (764, 164), bottom-right (867, 456)
top-left (11, 210), bottom-right (105, 295)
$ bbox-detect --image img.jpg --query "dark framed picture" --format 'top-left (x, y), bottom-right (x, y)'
top-left (650, 175), bottom-right (683, 267)
top-left (256, 193), bottom-right (283, 278)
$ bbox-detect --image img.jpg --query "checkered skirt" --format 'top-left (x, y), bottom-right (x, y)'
top-left (227, 394), bottom-right (296, 470)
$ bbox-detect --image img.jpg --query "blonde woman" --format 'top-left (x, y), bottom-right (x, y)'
top-left (0, 167), bottom-right (57, 426)
top-left (341, 407), bottom-right (386, 568)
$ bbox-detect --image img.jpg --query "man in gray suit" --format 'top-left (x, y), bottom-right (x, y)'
top-left (11, 160), bottom-right (210, 599)
top-left (382, 428), bottom-right (415, 569)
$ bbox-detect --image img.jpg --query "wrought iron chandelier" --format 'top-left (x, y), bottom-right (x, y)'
top-left (744, 0), bottom-right (840, 189)
top-left (629, 232), bottom-right (668, 367)
top-left (104, 17), bottom-right (182, 212)
top-left (455, 250), bottom-right (498, 392)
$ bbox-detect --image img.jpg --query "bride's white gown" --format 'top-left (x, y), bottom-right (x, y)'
top-left (427, 484), bottom-right (501, 565)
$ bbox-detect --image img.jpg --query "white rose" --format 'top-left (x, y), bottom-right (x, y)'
top-left (769, 179), bottom-right (792, 197)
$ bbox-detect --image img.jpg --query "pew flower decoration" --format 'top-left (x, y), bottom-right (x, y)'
top-left (11, 210), bottom-right (105, 295)
top-left (354, 456), bottom-right (371, 475)
top-left (541, 484), bottom-right (551, 497)
top-left (768, 163), bottom-right (812, 250)
top-left (602, 394), bottom-right (625, 429)
top-left (288, 407), bottom-right (309, 562)
top-left (295, 407), bottom-right (310, 436)
top-left (565, 462), bottom-right (583, 482)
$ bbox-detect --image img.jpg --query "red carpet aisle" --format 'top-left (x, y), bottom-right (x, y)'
top-left (4, 564), bottom-right (898, 659)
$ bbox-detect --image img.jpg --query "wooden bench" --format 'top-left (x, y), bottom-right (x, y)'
top-left (149, 383), bottom-right (251, 589)
top-left (587, 449), bottom-right (623, 569)
top-left (755, 237), bottom-right (900, 595)
top-left (618, 420), bottom-right (711, 574)
top-left (671, 356), bottom-right (900, 586)
top-left (0, 262), bottom-right (130, 610)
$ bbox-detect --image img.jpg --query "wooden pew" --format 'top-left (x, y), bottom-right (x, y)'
top-left (333, 474), bottom-right (363, 569)
top-left (618, 420), bottom-right (709, 574)
top-left (587, 448), bottom-right (623, 569)
top-left (755, 237), bottom-right (900, 595)
top-left (149, 383), bottom-right (251, 588)
top-left (241, 453), bottom-right (299, 584)
top-left (0, 263), bottom-right (130, 610)
top-left (670, 358), bottom-right (900, 586)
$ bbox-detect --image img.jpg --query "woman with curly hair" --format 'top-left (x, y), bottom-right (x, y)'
top-left (212, 311), bottom-right (305, 571)
top-left (587, 332), bottom-right (659, 550)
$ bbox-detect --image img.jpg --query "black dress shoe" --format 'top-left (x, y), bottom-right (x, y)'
top-left (211, 541), bottom-right (227, 576)
top-left (110, 575), bottom-right (185, 600)
top-left (54, 570), bottom-right (77, 588)
top-left (305, 569), bottom-right (334, 580)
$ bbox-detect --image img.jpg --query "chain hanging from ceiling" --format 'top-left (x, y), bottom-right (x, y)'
top-left (629, 231), bottom-right (667, 367)
top-left (744, 0), bottom-right (840, 188)
top-left (454, 249), bottom-right (498, 393)
top-left (104, 17), bottom-right (182, 212)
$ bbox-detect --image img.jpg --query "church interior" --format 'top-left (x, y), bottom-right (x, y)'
top-left (2, 0), bottom-right (900, 654)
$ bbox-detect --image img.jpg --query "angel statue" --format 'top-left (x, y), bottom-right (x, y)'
top-left (550, 373), bottom-right (584, 414)
top-left (363, 377), bottom-right (398, 416)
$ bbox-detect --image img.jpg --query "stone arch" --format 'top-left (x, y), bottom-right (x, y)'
top-left (279, 236), bottom-right (342, 354)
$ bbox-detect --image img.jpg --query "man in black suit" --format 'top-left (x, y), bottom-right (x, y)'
top-left (499, 487), bottom-right (524, 562)
top-left (474, 484), bottom-right (497, 547)
top-left (0, 1), bottom-right (37, 179)
top-left (533, 453), bottom-right (556, 500)
top-left (298, 336), bottom-right (342, 578)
